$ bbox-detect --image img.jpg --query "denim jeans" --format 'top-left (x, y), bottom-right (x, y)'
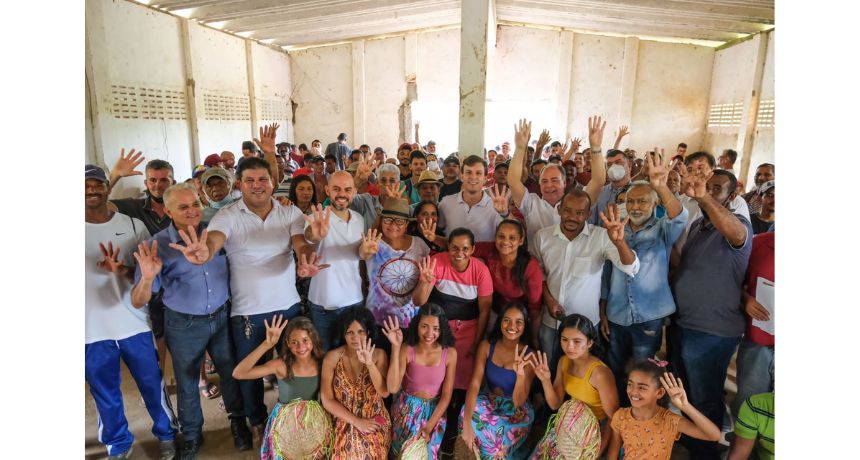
top-left (731, 339), bottom-right (774, 419)
top-left (670, 324), bottom-right (740, 460)
top-left (308, 301), bottom-right (363, 352)
top-left (164, 303), bottom-right (244, 441)
top-left (607, 318), bottom-right (665, 406)
top-left (229, 303), bottom-right (301, 426)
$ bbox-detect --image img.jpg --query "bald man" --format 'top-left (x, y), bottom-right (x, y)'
top-left (302, 171), bottom-right (367, 350)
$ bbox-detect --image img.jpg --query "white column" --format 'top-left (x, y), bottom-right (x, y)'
top-left (245, 40), bottom-right (259, 140)
top-left (84, 0), bottom-right (108, 167)
top-left (618, 37), bottom-right (639, 137)
top-left (352, 40), bottom-right (366, 145)
top-left (736, 33), bottom-right (768, 185)
top-left (180, 19), bottom-right (200, 166)
top-left (556, 30), bottom-right (574, 138)
top-left (457, 0), bottom-right (492, 159)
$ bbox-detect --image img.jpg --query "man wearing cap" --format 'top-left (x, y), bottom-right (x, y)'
top-left (204, 153), bottom-right (223, 169)
top-left (131, 183), bottom-right (253, 457)
top-left (107, 153), bottom-right (177, 368)
top-left (169, 125), bottom-right (312, 441)
top-left (303, 171), bottom-right (366, 350)
top-left (190, 165), bottom-right (210, 207)
top-left (408, 170), bottom-right (447, 224)
top-left (439, 156), bottom-right (462, 200)
top-left (324, 132), bottom-right (352, 170)
top-left (85, 164), bottom-right (178, 460)
top-left (201, 167), bottom-right (235, 224)
top-left (749, 181), bottom-right (774, 234)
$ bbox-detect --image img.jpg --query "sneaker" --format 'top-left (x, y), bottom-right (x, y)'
top-left (231, 419), bottom-right (253, 451)
top-left (159, 439), bottom-right (177, 460)
top-left (107, 446), bottom-right (134, 460)
top-left (180, 436), bottom-right (203, 460)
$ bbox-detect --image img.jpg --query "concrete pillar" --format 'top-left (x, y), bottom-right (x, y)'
top-left (736, 33), bottom-right (768, 186)
top-left (352, 40), bottom-right (366, 145)
top-left (457, 0), bottom-right (492, 159)
top-left (180, 19), bottom-right (200, 167)
top-left (84, 0), bottom-right (108, 167)
top-left (618, 37), bottom-right (640, 135)
top-left (556, 30), bottom-right (574, 138)
top-left (245, 40), bottom-right (259, 140)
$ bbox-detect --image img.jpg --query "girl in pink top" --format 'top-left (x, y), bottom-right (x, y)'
top-left (383, 303), bottom-right (458, 459)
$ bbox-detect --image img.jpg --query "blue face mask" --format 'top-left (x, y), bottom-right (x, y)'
top-left (208, 194), bottom-right (235, 210)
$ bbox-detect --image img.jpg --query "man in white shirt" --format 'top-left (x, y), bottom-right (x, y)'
top-left (303, 171), bottom-right (366, 350)
top-left (531, 189), bottom-right (640, 367)
top-left (170, 125), bottom-right (312, 438)
top-left (85, 165), bottom-right (177, 460)
top-left (505, 117), bottom-right (607, 243)
top-left (438, 155), bottom-right (503, 242)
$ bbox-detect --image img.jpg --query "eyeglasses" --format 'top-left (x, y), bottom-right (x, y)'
top-left (381, 217), bottom-right (408, 227)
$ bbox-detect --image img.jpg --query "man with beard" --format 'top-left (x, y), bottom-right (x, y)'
top-left (507, 117), bottom-right (607, 243)
top-left (131, 183), bottom-right (252, 458)
top-left (396, 143), bottom-right (413, 180)
top-left (168, 125), bottom-right (313, 441)
top-left (85, 164), bottom-right (178, 460)
top-left (302, 171), bottom-right (366, 350)
top-left (108, 153), bottom-right (176, 368)
top-left (601, 152), bottom-right (688, 406)
top-left (671, 168), bottom-right (752, 459)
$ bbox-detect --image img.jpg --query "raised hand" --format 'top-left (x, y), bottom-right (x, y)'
top-left (111, 148), bottom-right (145, 178)
top-left (535, 129), bottom-right (551, 150)
top-left (97, 242), bottom-right (125, 273)
top-left (647, 147), bottom-right (669, 187)
top-left (660, 372), bottom-right (689, 410)
top-left (599, 203), bottom-right (630, 242)
top-left (588, 115), bottom-right (607, 150)
top-left (253, 123), bottom-right (280, 155)
top-left (381, 182), bottom-right (407, 204)
top-left (304, 203), bottom-right (331, 242)
top-left (168, 225), bottom-right (210, 265)
top-left (356, 337), bottom-right (376, 366)
top-left (615, 125), bottom-right (630, 141)
top-left (418, 256), bottom-right (437, 284)
top-left (297, 251), bottom-right (330, 278)
top-left (514, 118), bottom-right (532, 149)
top-left (263, 314), bottom-right (288, 348)
top-left (678, 165), bottom-right (712, 199)
top-left (381, 316), bottom-right (403, 348)
top-left (571, 137), bottom-right (583, 152)
top-left (133, 240), bottom-right (162, 280)
top-left (488, 184), bottom-right (510, 215)
top-left (360, 229), bottom-right (383, 255)
top-left (355, 154), bottom-right (379, 182)
top-left (513, 344), bottom-right (532, 377)
top-left (528, 351), bottom-right (552, 382)
top-left (419, 219), bottom-right (437, 242)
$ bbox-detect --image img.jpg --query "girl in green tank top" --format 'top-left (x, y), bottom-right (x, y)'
top-left (233, 315), bottom-right (329, 459)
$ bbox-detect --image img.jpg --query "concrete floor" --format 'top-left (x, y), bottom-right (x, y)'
top-left (85, 351), bottom-right (736, 459)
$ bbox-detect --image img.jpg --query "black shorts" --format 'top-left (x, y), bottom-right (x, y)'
top-left (148, 291), bottom-right (166, 339)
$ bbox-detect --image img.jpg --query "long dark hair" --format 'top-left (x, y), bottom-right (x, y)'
top-left (487, 302), bottom-right (530, 346)
top-left (558, 313), bottom-right (606, 361)
top-left (626, 358), bottom-right (670, 407)
top-left (404, 303), bottom-right (455, 348)
top-left (288, 174), bottom-right (318, 210)
top-left (495, 219), bottom-right (531, 293)
top-left (281, 316), bottom-right (324, 381)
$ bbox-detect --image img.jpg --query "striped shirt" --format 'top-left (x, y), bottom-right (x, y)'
top-left (427, 253), bottom-right (493, 320)
top-left (734, 392), bottom-right (774, 460)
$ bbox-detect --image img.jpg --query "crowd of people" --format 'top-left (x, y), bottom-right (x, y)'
top-left (85, 117), bottom-right (775, 460)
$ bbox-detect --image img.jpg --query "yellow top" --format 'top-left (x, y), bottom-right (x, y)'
top-left (561, 356), bottom-right (608, 420)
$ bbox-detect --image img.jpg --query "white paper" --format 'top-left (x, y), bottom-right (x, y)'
top-left (752, 277), bottom-right (775, 335)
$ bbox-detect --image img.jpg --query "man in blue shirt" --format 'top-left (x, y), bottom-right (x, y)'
top-left (602, 152), bottom-right (688, 406)
top-left (590, 148), bottom-right (633, 226)
top-left (131, 183), bottom-right (252, 459)
top-left (671, 168), bottom-right (753, 460)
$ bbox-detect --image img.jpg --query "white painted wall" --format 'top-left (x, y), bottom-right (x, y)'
top-left (364, 37), bottom-right (407, 153)
top-left (85, 0), bottom-right (293, 191)
top-left (748, 31), bottom-right (775, 182)
top-left (568, 34), bottom-right (627, 143)
top-left (414, 29), bottom-right (461, 156)
top-left (252, 43), bottom-right (293, 141)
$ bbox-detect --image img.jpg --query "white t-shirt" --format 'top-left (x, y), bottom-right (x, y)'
top-left (307, 209), bottom-right (365, 308)
top-left (208, 198), bottom-right (305, 316)
top-left (519, 192), bottom-right (561, 244)
top-left (85, 213), bottom-right (152, 343)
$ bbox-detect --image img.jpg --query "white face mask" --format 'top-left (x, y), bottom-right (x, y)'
top-left (616, 202), bottom-right (628, 220)
top-left (607, 164), bottom-right (627, 182)
top-left (428, 161), bottom-right (440, 172)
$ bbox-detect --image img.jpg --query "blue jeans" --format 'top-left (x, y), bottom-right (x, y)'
top-left (308, 301), bottom-right (364, 352)
top-left (607, 318), bottom-right (665, 406)
top-left (670, 324), bottom-right (740, 460)
top-left (229, 303), bottom-right (301, 426)
top-left (85, 331), bottom-right (177, 457)
top-left (164, 303), bottom-right (244, 441)
top-left (731, 339), bottom-right (774, 419)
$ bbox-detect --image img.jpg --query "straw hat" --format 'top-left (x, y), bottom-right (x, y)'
top-left (381, 198), bottom-right (415, 221)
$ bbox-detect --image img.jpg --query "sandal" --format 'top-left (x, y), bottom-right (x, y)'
top-left (204, 358), bottom-right (216, 375)
top-left (199, 382), bottom-right (221, 400)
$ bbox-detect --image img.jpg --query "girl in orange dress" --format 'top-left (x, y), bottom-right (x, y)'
top-left (320, 307), bottom-right (391, 459)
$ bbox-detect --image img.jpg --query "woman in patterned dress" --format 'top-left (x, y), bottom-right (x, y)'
top-left (320, 306), bottom-right (392, 459)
